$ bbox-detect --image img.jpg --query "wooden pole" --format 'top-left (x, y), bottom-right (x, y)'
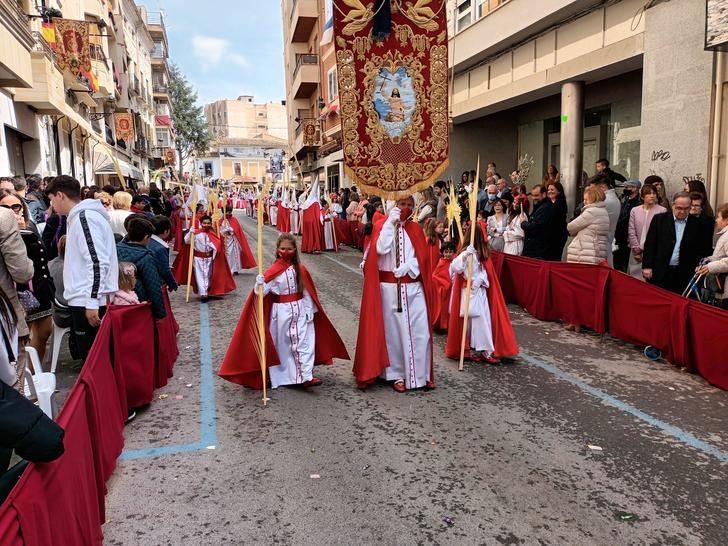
top-left (185, 183), bottom-right (199, 303)
top-left (459, 156), bottom-right (480, 371)
top-left (257, 184), bottom-right (268, 406)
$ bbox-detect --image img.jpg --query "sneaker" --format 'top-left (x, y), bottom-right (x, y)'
top-left (484, 355), bottom-right (501, 365)
top-left (425, 381), bottom-right (436, 390)
top-left (301, 378), bottom-right (322, 387)
top-left (392, 380), bottom-right (406, 393)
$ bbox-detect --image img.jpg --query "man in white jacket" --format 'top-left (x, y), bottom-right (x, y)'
top-left (46, 176), bottom-right (118, 361)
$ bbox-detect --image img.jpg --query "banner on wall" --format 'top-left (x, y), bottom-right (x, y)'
top-left (333, 0), bottom-right (449, 199)
top-left (53, 18), bottom-right (91, 77)
top-left (114, 113), bottom-right (134, 142)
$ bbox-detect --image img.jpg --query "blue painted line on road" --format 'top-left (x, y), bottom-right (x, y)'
top-left (120, 303), bottom-right (218, 461)
top-left (520, 352), bottom-right (728, 463)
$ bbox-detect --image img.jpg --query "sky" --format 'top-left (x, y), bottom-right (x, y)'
top-left (137, 0), bottom-right (286, 106)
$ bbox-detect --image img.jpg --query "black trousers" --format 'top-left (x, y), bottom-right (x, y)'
top-left (654, 266), bottom-right (691, 295)
top-left (69, 306), bottom-right (106, 362)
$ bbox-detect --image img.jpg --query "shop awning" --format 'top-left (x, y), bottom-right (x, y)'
top-left (94, 153), bottom-right (144, 180)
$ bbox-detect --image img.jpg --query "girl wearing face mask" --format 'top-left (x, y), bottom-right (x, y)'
top-left (220, 233), bottom-right (349, 390)
top-left (178, 215), bottom-right (236, 302)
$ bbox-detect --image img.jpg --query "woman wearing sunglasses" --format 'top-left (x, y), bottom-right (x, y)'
top-left (0, 190), bottom-right (55, 369)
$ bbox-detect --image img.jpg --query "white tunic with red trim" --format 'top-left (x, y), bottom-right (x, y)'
top-left (261, 265), bottom-right (318, 388)
top-left (376, 221), bottom-right (432, 389)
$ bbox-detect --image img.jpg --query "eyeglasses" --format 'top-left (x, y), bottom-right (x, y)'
top-left (1, 204), bottom-right (23, 213)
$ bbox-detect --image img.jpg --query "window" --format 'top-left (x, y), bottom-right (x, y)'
top-left (203, 162), bottom-right (213, 177)
top-left (327, 163), bottom-right (340, 193)
top-left (456, 0), bottom-right (472, 31)
top-left (156, 128), bottom-right (170, 147)
top-left (233, 162), bottom-right (242, 176)
top-left (327, 68), bottom-right (338, 100)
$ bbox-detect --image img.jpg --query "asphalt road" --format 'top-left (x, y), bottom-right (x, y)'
top-left (103, 212), bottom-right (728, 546)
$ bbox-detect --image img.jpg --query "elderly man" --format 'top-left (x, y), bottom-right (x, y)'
top-left (496, 178), bottom-right (511, 200)
top-left (354, 194), bottom-right (436, 392)
top-left (642, 192), bottom-right (714, 293)
top-left (521, 185), bottom-right (556, 260)
top-left (480, 183), bottom-right (499, 217)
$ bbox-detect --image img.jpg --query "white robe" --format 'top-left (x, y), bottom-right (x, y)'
top-left (291, 204), bottom-right (300, 235)
top-left (503, 215), bottom-right (525, 256)
top-left (269, 197), bottom-right (278, 226)
top-left (450, 253), bottom-right (494, 354)
top-left (220, 219), bottom-right (242, 273)
top-left (376, 221), bottom-right (432, 389)
top-left (185, 230), bottom-right (216, 297)
top-left (323, 211), bottom-right (335, 250)
top-left (261, 265), bottom-right (318, 388)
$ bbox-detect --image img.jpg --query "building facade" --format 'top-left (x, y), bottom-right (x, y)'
top-left (281, 0), bottom-right (351, 191)
top-left (0, 0), bottom-right (175, 188)
top-left (196, 136), bottom-right (287, 184)
top-left (447, 0), bottom-right (728, 211)
top-left (204, 96), bottom-right (287, 141)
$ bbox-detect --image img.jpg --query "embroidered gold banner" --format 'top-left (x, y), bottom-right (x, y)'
top-left (333, 0), bottom-right (449, 199)
top-left (53, 18), bottom-right (91, 77)
top-left (114, 113), bottom-right (134, 142)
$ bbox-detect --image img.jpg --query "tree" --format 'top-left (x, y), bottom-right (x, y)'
top-left (168, 64), bottom-right (211, 177)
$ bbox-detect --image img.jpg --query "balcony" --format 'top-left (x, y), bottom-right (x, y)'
top-left (289, 0), bottom-right (317, 43)
top-left (12, 33), bottom-right (65, 114)
top-left (133, 136), bottom-right (149, 156)
top-left (0, 0), bottom-right (35, 88)
top-left (153, 82), bottom-right (168, 97)
top-left (130, 75), bottom-right (140, 95)
top-left (292, 54), bottom-right (318, 99)
top-left (145, 11), bottom-right (168, 43)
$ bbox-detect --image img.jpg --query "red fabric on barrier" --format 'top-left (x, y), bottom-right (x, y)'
top-left (0, 505), bottom-right (22, 546)
top-left (78, 331), bottom-right (125, 517)
top-left (155, 290), bottom-right (178, 389)
top-left (547, 262), bottom-right (610, 333)
top-left (607, 271), bottom-right (690, 367)
top-left (499, 255), bottom-right (550, 319)
top-left (687, 301), bottom-right (728, 389)
top-left (108, 303), bottom-right (156, 408)
top-left (10, 387), bottom-right (104, 546)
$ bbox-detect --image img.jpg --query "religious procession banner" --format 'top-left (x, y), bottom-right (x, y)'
top-left (53, 18), bottom-right (91, 77)
top-left (114, 113), bottom-right (135, 142)
top-left (333, 0), bottom-right (449, 199)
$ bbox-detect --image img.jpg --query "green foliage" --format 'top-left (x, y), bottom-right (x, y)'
top-left (169, 64), bottom-right (211, 175)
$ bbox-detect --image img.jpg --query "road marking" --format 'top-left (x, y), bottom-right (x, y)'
top-left (316, 244), bottom-right (728, 464)
top-left (120, 303), bottom-right (218, 461)
top-left (520, 353), bottom-right (728, 463)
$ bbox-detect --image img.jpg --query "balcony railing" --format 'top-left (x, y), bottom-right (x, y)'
top-left (153, 83), bottom-right (168, 93)
top-left (293, 54), bottom-right (318, 79)
top-left (146, 12), bottom-right (164, 26)
top-left (30, 31), bottom-right (59, 69)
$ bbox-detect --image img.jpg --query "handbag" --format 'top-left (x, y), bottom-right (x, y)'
top-left (17, 289), bottom-right (40, 315)
top-left (702, 272), bottom-right (727, 307)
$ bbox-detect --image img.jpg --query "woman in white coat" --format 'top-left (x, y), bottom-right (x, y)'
top-left (697, 203), bottom-right (728, 309)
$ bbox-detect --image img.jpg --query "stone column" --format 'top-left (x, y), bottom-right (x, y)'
top-left (560, 81), bottom-right (585, 216)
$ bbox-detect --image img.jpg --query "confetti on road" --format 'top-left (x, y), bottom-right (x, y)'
top-left (185, 384), bottom-right (193, 388)
top-left (175, 395), bottom-right (184, 400)
top-left (310, 474), bottom-right (320, 479)
top-left (442, 516), bottom-right (455, 527)
top-left (158, 394), bottom-right (169, 400)
top-left (206, 446), bottom-right (216, 450)
top-left (587, 444), bottom-right (603, 451)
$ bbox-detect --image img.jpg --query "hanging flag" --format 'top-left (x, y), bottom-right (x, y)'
top-left (320, 0), bottom-right (334, 46)
top-left (79, 67), bottom-right (99, 92)
top-left (333, 0), bottom-right (449, 200)
top-left (41, 22), bottom-right (57, 49)
top-left (114, 113), bottom-right (134, 142)
top-left (53, 18), bottom-right (91, 77)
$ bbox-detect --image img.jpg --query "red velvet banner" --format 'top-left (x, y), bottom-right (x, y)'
top-left (333, 0), bottom-right (449, 199)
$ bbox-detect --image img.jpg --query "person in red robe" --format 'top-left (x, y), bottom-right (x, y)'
top-left (353, 195), bottom-right (437, 392)
top-left (219, 233), bottom-right (349, 389)
top-left (172, 215), bottom-right (236, 301)
top-left (445, 226), bottom-right (518, 363)
top-left (217, 210), bottom-right (256, 273)
top-left (432, 241), bottom-right (456, 333)
top-left (301, 180), bottom-right (325, 253)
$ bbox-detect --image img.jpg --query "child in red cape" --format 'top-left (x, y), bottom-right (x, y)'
top-left (172, 215), bottom-right (236, 301)
top-left (219, 233), bottom-right (349, 389)
top-left (432, 241), bottom-right (456, 332)
top-left (217, 210), bottom-right (256, 273)
top-left (445, 225), bottom-right (518, 363)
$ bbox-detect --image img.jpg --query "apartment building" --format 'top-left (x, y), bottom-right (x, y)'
top-left (204, 96), bottom-right (287, 141)
top-left (195, 136), bottom-right (287, 183)
top-left (0, 0), bottom-right (173, 187)
top-left (281, 0), bottom-right (350, 191)
top-left (447, 0), bottom-right (728, 210)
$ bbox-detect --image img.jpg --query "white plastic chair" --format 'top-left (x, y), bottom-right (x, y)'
top-left (50, 322), bottom-right (71, 373)
top-left (24, 346), bottom-right (57, 419)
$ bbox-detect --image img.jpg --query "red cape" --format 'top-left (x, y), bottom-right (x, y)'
top-left (218, 216), bottom-right (256, 269)
top-left (219, 260), bottom-right (350, 389)
top-left (445, 257), bottom-right (518, 359)
top-left (353, 220), bottom-right (437, 388)
top-left (172, 230), bottom-right (237, 296)
top-left (301, 203), bottom-right (324, 253)
top-left (277, 203), bottom-right (290, 233)
top-left (334, 217), bottom-right (351, 245)
top-left (432, 257), bottom-right (453, 331)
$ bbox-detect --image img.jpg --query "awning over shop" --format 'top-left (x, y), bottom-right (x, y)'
top-left (94, 153), bottom-right (144, 180)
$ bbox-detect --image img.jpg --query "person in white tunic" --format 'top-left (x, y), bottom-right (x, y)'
top-left (503, 208), bottom-right (526, 256)
top-left (219, 217), bottom-right (242, 273)
top-left (290, 192), bottom-right (301, 235)
top-left (322, 202), bottom-right (336, 251)
top-left (255, 235), bottom-right (320, 388)
top-left (375, 198), bottom-right (433, 392)
top-left (184, 216), bottom-right (216, 302)
top-left (450, 244), bottom-right (495, 360)
top-left (269, 193), bottom-right (278, 227)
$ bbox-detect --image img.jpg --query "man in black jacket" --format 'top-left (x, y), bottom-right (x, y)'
top-left (521, 185), bottom-right (555, 260)
top-left (642, 192), bottom-right (714, 294)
